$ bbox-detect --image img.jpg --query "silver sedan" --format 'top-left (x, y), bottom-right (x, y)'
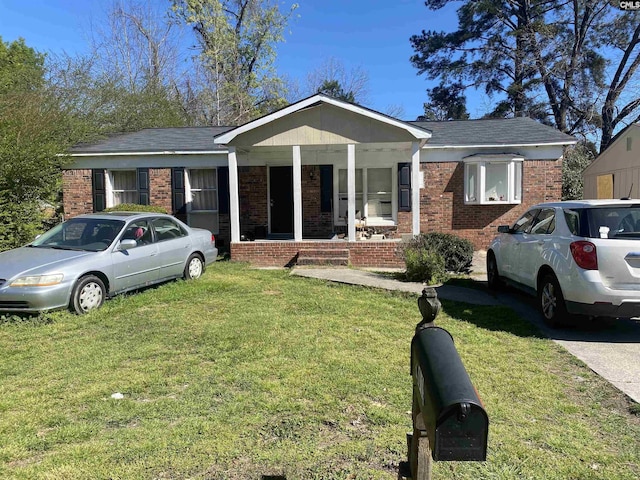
top-left (0, 212), bottom-right (218, 314)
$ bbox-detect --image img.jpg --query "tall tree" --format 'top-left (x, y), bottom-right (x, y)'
top-left (171, 0), bottom-right (297, 125)
top-left (410, 1), bottom-right (548, 120)
top-left (562, 142), bottom-right (596, 200)
top-left (305, 57), bottom-right (369, 104)
top-left (0, 38), bottom-right (76, 250)
top-left (599, 17), bottom-right (640, 151)
top-left (419, 82), bottom-right (469, 121)
top-left (49, 1), bottom-right (191, 135)
top-left (410, 1), bottom-right (640, 151)
top-left (317, 79), bottom-right (355, 102)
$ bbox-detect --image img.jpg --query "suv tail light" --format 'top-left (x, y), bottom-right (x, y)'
top-left (211, 234), bottom-right (216, 244)
top-left (570, 241), bottom-right (598, 270)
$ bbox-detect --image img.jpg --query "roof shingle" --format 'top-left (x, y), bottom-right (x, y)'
top-left (411, 117), bottom-right (575, 146)
top-left (69, 117), bottom-right (575, 154)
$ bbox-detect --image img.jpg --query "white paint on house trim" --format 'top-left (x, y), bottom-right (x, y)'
top-left (68, 151), bottom-right (226, 156)
top-left (422, 141), bottom-right (576, 150)
top-left (411, 142), bottom-right (421, 236)
top-left (67, 154), bottom-right (228, 170)
top-left (228, 147), bottom-right (240, 243)
top-left (348, 144), bottom-right (356, 243)
top-left (293, 145), bottom-right (303, 242)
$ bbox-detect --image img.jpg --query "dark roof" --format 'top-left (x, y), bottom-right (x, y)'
top-left (70, 127), bottom-right (233, 154)
top-left (410, 117), bottom-right (575, 146)
top-left (69, 116), bottom-right (574, 155)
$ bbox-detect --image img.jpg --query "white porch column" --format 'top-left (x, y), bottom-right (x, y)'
top-left (293, 145), bottom-right (303, 241)
top-left (411, 141), bottom-right (421, 236)
top-left (228, 146), bottom-right (241, 243)
top-left (348, 144), bottom-right (356, 242)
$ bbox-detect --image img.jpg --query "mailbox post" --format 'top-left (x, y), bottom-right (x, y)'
top-left (407, 289), bottom-right (489, 480)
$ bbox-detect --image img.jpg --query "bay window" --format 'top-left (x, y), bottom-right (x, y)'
top-left (464, 157), bottom-right (523, 205)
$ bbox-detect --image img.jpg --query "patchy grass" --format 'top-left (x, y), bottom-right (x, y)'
top-left (0, 262), bottom-right (638, 479)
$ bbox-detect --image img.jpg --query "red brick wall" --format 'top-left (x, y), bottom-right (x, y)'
top-left (302, 165), bottom-right (333, 238)
top-left (238, 166), bottom-right (268, 236)
top-left (397, 159), bottom-right (562, 250)
top-left (348, 241), bottom-right (404, 267)
top-left (62, 168), bottom-right (176, 218)
top-left (62, 169), bottom-right (93, 217)
top-left (150, 168), bottom-right (172, 214)
top-left (231, 240), bottom-right (404, 268)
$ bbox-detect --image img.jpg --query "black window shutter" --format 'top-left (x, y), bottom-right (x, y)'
top-left (172, 167), bottom-right (186, 215)
top-left (92, 169), bottom-right (106, 212)
top-left (320, 165), bottom-right (333, 213)
top-left (398, 163), bottom-right (411, 212)
top-left (218, 166), bottom-right (229, 214)
top-left (137, 168), bottom-right (149, 205)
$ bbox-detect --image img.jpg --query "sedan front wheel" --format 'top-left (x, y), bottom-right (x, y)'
top-left (71, 275), bottom-right (106, 314)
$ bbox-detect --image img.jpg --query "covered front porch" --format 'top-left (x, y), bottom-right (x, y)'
top-left (213, 94), bottom-right (431, 267)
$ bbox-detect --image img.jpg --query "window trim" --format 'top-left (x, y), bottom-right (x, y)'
top-left (185, 168), bottom-right (219, 213)
top-left (463, 156), bottom-right (523, 205)
top-left (334, 166), bottom-right (396, 226)
top-left (106, 169), bottom-right (137, 208)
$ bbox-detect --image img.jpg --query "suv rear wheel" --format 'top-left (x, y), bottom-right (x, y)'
top-left (538, 273), bottom-right (567, 328)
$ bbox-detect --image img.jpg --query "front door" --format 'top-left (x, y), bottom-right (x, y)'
top-left (270, 166), bottom-right (293, 234)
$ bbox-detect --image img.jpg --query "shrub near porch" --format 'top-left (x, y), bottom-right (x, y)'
top-left (0, 262), bottom-right (638, 479)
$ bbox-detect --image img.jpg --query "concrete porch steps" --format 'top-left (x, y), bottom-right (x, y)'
top-left (296, 248), bottom-right (350, 266)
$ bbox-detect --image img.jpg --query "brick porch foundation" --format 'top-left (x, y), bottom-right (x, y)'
top-left (231, 240), bottom-right (405, 268)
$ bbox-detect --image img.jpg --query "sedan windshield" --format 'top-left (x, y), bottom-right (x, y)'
top-left (31, 218), bottom-right (126, 252)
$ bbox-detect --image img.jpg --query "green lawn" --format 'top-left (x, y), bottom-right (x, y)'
top-left (1, 262), bottom-right (638, 479)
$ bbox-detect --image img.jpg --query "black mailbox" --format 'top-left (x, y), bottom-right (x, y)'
top-left (411, 326), bottom-right (488, 461)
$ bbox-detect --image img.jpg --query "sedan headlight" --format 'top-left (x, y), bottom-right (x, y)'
top-left (10, 274), bottom-right (64, 287)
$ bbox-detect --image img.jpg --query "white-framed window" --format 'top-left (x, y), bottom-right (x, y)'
top-left (106, 170), bottom-right (137, 207)
top-left (338, 168), bottom-right (363, 219)
top-left (184, 168), bottom-right (220, 234)
top-left (464, 157), bottom-right (523, 205)
top-left (367, 168), bottom-right (393, 218)
top-left (337, 167), bottom-right (394, 224)
top-left (186, 169), bottom-right (218, 212)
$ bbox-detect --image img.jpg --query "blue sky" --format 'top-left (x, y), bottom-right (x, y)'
top-left (0, 0), bottom-right (482, 121)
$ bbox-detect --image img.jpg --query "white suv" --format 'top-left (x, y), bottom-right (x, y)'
top-left (487, 199), bottom-right (640, 326)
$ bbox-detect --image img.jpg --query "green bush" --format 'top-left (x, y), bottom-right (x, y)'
top-left (103, 204), bottom-right (168, 214)
top-left (403, 246), bottom-right (447, 284)
top-left (405, 232), bottom-right (474, 274)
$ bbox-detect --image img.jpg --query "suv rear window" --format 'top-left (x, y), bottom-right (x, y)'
top-left (564, 206), bottom-right (640, 239)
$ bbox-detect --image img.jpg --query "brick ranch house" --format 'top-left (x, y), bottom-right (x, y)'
top-left (63, 94), bottom-right (576, 267)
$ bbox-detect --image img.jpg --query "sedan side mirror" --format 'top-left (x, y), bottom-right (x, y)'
top-left (118, 239), bottom-right (137, 250)
top-left (497, 225), bottom-right (511, 233)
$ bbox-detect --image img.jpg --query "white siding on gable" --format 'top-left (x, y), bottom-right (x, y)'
top-left (583, 125), bottom-right (640, 199)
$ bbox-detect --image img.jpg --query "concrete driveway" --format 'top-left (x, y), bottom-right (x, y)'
top-left (492, 287), bottom-right (640, 405)
top-left (292, 258), bottom-right (640, 405)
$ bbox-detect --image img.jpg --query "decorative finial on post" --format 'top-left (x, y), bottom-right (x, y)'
top-left (416, 287), bottom-right (441, 331)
